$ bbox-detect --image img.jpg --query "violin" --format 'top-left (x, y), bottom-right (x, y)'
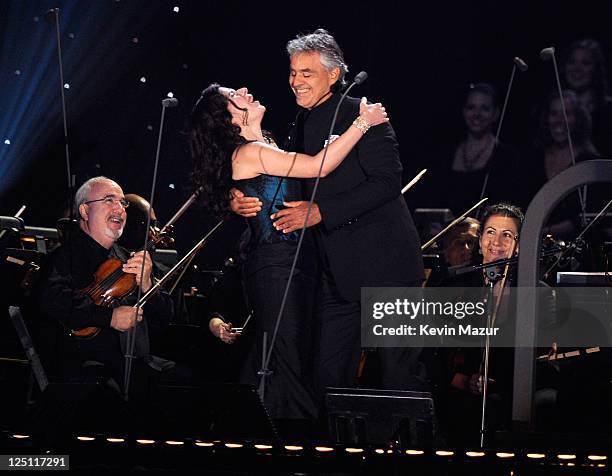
top-left (70, 231), bottom-right (169, 339)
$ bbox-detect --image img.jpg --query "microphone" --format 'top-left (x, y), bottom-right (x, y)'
top-left (354, 71), bottom-right (368, 85)
top-left (484, 264), bottom-right (504, 283)
top-left (44, 8), bottom-right (58, 23)
top-left (539, 45), bottom-right (587, 225)
top-left (513, 57), bottom-right (528, 72)
top-left (162, 97), bottom-right (179, 108)
top-left (539, 47), bottom-right (555, 61)
top-left (478, 56), bottom-right (528, 200)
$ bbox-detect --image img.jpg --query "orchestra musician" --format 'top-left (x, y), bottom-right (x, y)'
top-left (434, 203), bottom-right (523, 444)
top-left (36, 176), bottom-right (175, 395)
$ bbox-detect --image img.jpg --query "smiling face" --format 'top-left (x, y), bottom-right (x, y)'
top-left (219, 86), bottom-right (266, 126)
top-left (79, 179), bottom-right (127, 249)
top-left (479, 215), bottom-right (519, 264)
top-left (289, 51), bottom-right (339, 109)
top-left (463, 91), bottom-right (499, 137)
top-left (565, 47), bottom-right (595, 91)
top-left (548, 96), bottom-right (576, 145)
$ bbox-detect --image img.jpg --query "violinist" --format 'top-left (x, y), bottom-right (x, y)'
top-left (435, 203), bottom-right (523, 445)
top-left (37, 176), bottom-right (174, 390)
top-left (426, 217), bottom-right (480, 286)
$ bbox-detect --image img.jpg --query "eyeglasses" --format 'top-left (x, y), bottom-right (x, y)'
top-left (84, 195), bottom-right (130, 209)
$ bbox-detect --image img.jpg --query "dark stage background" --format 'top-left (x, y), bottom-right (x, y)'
top-left (1, 0), bottom-right (611, 268)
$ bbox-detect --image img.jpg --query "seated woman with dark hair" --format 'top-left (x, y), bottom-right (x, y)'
top-left (435, 203), bottom-right (524, 445)
top-left (187, 84), bottom-right (388, 421)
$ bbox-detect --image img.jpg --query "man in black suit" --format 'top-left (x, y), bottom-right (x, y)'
top-left (232, 29), bottom-right (426, 400)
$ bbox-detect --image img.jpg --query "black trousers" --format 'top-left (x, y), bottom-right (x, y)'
top-left (241, 242), bottom-right (318, 420)
top-left (313, 269), bottom-right (428, 405)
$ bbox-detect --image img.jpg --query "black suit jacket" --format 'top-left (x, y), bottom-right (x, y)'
top-left (289, 93), bottom-right (424, 302)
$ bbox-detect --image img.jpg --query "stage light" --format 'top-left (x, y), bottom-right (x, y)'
top-left (526, 453), bottom-right (546, 459)
top-left (63, 83), bottom-right (70, 89)
top-left (345, 448), bottom-right (364, 454)
top-left (597, 464), bottom-right (606, 468)
top-left (167, 92), bottom-right (174, 98)
top-left (14, 70), bottom-right (21, 75)
top-left (557, 454), bottom-right (576, 460)
top-left (225, 443), bottom-right (243, 448)
top-left (436, 450), bottom-right (454, 456)
top-left (375, 449), bottom-right (384, 455)
top-left (173, 6), bottom-right (180, 12)
top-left (76, 436), bottom-right (95, 442)
top-left (106, 438), bottom-right (125, 443)
top-left (140, 77), bottom-right (146, 83)
top-left (284, 445), bottom-right (304, 452)
top-left (195, 441), bottom-right (214, 447)
top-left (147, 125), bottom-right (153, 131)
top-left (315, 446), bottom-right (334, 453)
top-left (4, 139), bottom-right (10, 145)
top-left (11, 434), bottom-right (30, 439)
top-left (588, 455), bottom-right (607, 461)
top-left (405, 450), bottom-right (425, 455)
top-left (254, 444), bottom-right (273, 450)
top-left (136, 439), bottom-right (155, 445)
top-left (465, 451), bottom-right (485, 457)
top-left (496, 452), bottom-right (515, 458)
top-left (165, 440), bottom-right (184, 446)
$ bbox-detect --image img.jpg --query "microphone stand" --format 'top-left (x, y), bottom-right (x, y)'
top-left (46, 8), bottom-right (75, 219)
top-left (541, 47), bottom-right (587, 227)
top-left (479, 57), bottom-right (528, 201)
top-left (542, 198), bottom-right (612, 281)
top-left (257, 73), bottom-right (367, 401)
top-left (479, 264), bottom-right (504, 448)
top-left (123, 97), bottom-right (178, 401)
top-left (447, 244), bottom-right (568, 279)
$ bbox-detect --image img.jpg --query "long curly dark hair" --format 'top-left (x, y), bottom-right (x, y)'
top-left (188, 83), bottom-right (245, 219)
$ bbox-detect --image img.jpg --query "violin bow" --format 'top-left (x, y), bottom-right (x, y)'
top-left (421, 197), bottom-right (488, 252)
top-left (401, 168), bottom-right (427, 195)
top-left (133, 220), bottom-right (223, 308)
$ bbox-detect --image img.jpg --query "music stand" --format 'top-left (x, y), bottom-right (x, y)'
top-left (325, 387), bottom-right (436, 448)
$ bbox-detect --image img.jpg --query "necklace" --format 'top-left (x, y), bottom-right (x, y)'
top-left (462, 135), bottom-right (494, 171)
